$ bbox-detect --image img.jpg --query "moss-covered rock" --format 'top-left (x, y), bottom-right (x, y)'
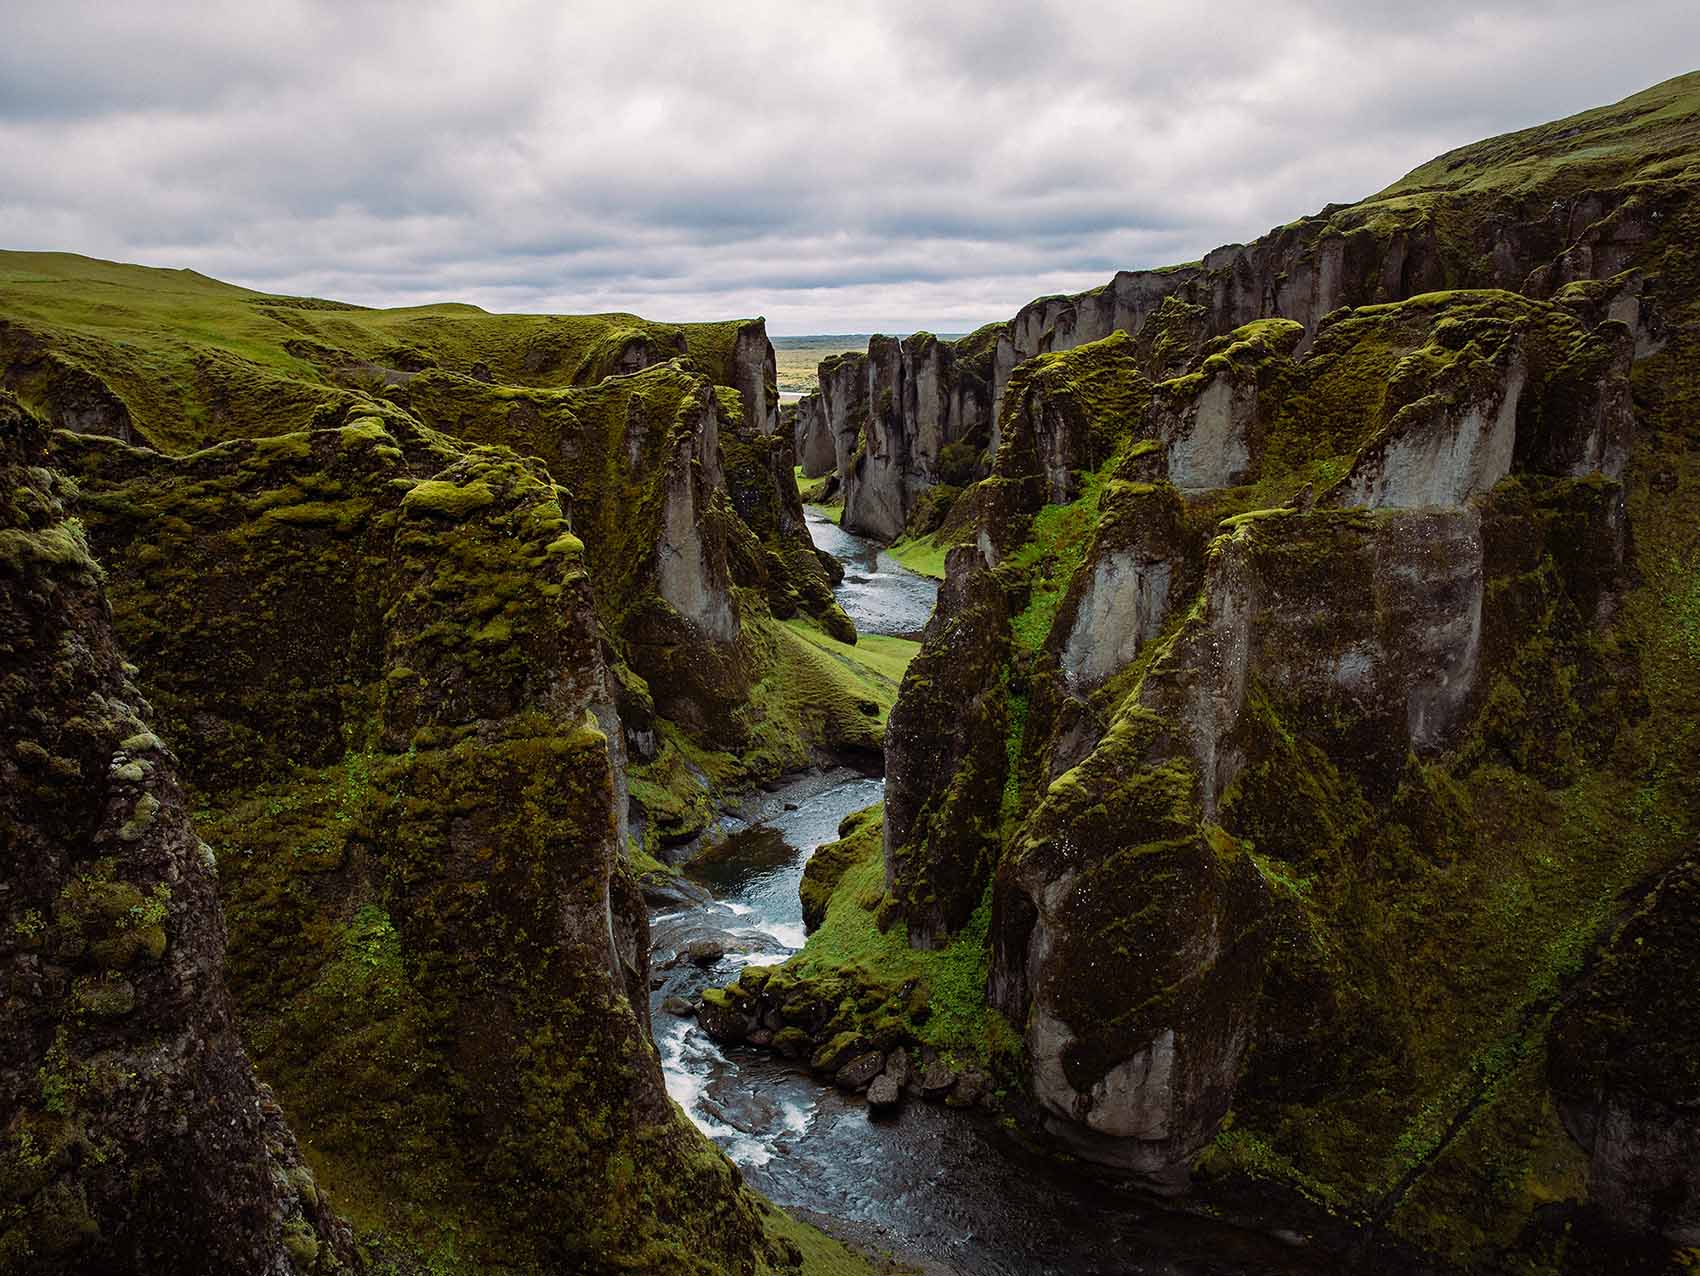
top-left (859, 73), bottom-right (1700, 1266)
top-left (800, 804), bottom-right (882, 933)
top-left (1549, 857), bottom-right (1700, 1245)
top-left (49, 408), bottom-right (780, 1271)
top-left (0, 390), bottom-right (354, 1273)
top-left (883, 547), bottom-right (1012, 948)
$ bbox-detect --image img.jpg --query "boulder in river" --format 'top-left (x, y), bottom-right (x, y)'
top-left (867, 1074), bottom-right (903, 1115)
top-left (885, 1047), bottom-right (913, 1089)
top-left (660, 996), bottom-right (696, 1017)
top-left (918, 1060), bottom-right (957, 1098)
top-left (773, 1027), bottom-right (812, 1060)
top-left (641, 875), bottom-right (714, 909)
top-left (948, 1069), bottom-right (991, 1109)
top-left (835, 1050), bottom-right (887, 1092)
top-left (686, 938), bottom-right (726, 967)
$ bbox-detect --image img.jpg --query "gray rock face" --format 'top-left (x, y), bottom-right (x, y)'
top-left (809, 177), bottom-right (1654, 549)
top-left (1550, 858), bottom-right (1700, 1246)
top-left (654, 384), bottom-right (739, 643)
top-left (1060, 550), bottom-right (1173, 693)
top-left (793, 390), bottom-right (835, 477)
top-left (810, 332), bottom-right (994, 541)
top-left (730, 319), bottom-right (781, 436)
top-left (1339, 357), bottom-right (1527, 510)
top-left (882, 283), bottom-right (1646, 1195)
top-left (866, 1074), bottom-right (902, 1112)
top-left (882, 547), bottom-right (1011, 946)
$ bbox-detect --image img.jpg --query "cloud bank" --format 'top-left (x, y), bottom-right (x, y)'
top-left (3, 1), bottom-right (1696, 332)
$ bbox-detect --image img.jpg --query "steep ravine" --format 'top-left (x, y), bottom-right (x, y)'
top-left (647, 518), bottom-right (1346, 1276)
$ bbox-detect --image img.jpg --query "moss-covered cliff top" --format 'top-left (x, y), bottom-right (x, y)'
top-left (0, 250), bottom-right (766, 453)
top-left (1374, 69), bottom-right (1700, 201)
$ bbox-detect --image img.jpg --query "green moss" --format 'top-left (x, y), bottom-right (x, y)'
top-left (782, 813), bottom-right (1020, 1068)
top-left (754, 1198), bottom-right (882, 1275)
top-left (398, 478), bottom-right (495, 518)
top-left (884, 534), bottom-right (948, 580)
top-left (1007, 471), bottom-right (1106, 651)
top-left (800, 803), bottom-right (883, 932)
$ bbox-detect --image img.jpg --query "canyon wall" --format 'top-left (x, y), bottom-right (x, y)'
top-left (1, 392), bottom-right (355, 1274)
top-left (871, 70), bottom-right (1700, 1264)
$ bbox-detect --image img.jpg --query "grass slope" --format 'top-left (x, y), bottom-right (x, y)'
top-left (0, 250), bottom-right (760, 453)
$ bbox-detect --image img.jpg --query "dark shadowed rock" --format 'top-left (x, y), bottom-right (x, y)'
top-left (0, 392), bottom-right (353, 1274)
top-left (835, 1051), bottom-right (887, 1092)
top-left (918, 1060), bottom-right (957, 1098)
top-left (686, 938), bottom-right (727, 967)
top-left (1551, 857), bottom-right (1700, 1245)
top-left (867, 1074), bottom-right (902, 1114)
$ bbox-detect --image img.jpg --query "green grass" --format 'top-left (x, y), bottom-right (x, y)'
top-left (1373, 69), bottom-right (1700, 202)
top-left (1007, 471), bottom-right (1106, 650)
top-left (787, 834), bottom-right (1018, 1064)
top-left (781, 618), bottom-right (920, 686)
top-left (0, 249), bottom-right (762, 453)
top-left (756, 1202), bottom-right (889, 1275)
top-left (884, 533), bottom-right (948, 580)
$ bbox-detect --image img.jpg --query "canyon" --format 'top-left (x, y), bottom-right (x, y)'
top-left (3, 68), bottom-right (1699, 1276)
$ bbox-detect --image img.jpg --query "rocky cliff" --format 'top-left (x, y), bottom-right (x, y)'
top-left (0, 261), bottom-right (870, 1270)
top-left (794, 327), bottom-right (997, 541)
top-left (809, 75), bottom-right (1686, 557)
top-left (44, 407), bottom-right (780, 1271)
top-left (0, 256), bottom-right (866, 853)
top-left (0, 392), bottom-right (355, 1273)
top-left (782, 70), bottom-right (1700, 1267)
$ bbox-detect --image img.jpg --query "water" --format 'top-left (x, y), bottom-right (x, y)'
top-left (647, 768), bottom-right (1339, 1275)
top-left (647, 513), bottom-right (1340, 1273)
top-left (805, 505), bottom-right (939, 639)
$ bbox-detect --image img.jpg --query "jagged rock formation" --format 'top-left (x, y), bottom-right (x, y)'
top-left (0, 263), bottom-right (865, 1269)
top-left (0, 253), bottom-right (864, 854)
top-left (49, 409), bottom-right (776, 1271)
top-left (0, 393), bottom-right (354, 1274)
top-left (881, 548), bottom-right (1011, 948)
top-left (861, 71), bottom-right (1700, 1266)
top-left (793, 391), bottom-right (835, 478)
top-left (794, 329), bottom-right (997, 540)
top-left (809, 75), bottom-right (1686, 552)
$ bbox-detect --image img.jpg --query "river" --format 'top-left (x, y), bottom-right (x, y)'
top-left (647, 507), bottom-right (1339, 1275)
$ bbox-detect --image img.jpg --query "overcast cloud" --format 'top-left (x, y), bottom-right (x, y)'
top-left (2, 1), bottom-right (1697, 332)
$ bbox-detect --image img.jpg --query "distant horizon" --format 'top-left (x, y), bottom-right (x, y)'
top-left (769, 330), bottom-right (971, 341)
top-left (5, 3), bottom-right (1696, 332)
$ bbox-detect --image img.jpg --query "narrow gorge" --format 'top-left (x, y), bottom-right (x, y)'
top-left (3, 68), bottom-right (1699, 1276)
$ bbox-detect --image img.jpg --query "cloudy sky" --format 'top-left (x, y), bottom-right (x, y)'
top-left (3, 2), bottom-right (1697, 333)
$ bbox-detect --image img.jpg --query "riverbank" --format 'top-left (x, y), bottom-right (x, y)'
top-left (644, 509), bottom-right (1367, 1275)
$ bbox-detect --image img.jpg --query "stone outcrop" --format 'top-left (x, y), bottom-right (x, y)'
top-left (882, 547), bottom-right (1011, 947)
top-left (793, 390), bottom-right (835, 478)
top-left (0, 392), bottom-right (353, 1274)
top-left (882, 157), bottom-right (1683, 1259)
top-left (51, 409), bottom-right (777, 1271)
top-left (0, 322), bottom-right (136, 444)
top-left (810, 74), bottom-right (1689, 551)
top-left (804, 330), bottom-right (997, 540)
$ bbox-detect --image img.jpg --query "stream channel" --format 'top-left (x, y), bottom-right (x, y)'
top-left (647, 508), bottom-right (1336, 1275)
